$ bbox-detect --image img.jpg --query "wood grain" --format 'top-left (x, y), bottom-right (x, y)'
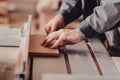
top-left (0, 28), bottom-right (21, 47)
top-left (41, 74), bottom-right (120, 80)
top-left (29, 35), bottom-right (59, 56)
top-left (88, 37), bottom-right (120, 76)
top-left (32, 54), bottom-right (67, 80)
top-left (0, 47), bottom-right (19, 80)
top-left (111, 57), bottom-right (120, 73)
top-left (65, 41), bottom-right (99, 75)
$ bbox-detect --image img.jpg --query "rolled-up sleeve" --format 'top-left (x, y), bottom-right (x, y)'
top-left (76, 0), bottom-right (120, 38)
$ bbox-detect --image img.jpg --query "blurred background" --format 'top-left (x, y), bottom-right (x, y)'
top-left (0, 0), bottom-right (83, 35)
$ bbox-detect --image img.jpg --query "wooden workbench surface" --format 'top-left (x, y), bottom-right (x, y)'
top-left (31, 37), bottom-right (120, 80)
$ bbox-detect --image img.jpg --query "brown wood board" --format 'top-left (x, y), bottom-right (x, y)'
top-left (33, 54), bottom-right (67, 80)
top-left (29, 35), bottom-right (59, 56)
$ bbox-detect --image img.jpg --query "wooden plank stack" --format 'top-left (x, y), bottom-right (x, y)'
top-left (0, 15), bottom-right (31, 80)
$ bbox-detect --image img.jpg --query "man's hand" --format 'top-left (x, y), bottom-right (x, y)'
top-left (45, 14), bottom-right (65, 34)
top-left (42, 29), bottom-right (83, 48)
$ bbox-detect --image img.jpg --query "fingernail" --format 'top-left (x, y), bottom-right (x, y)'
top-left (41, 39), bottom-right (46, 45)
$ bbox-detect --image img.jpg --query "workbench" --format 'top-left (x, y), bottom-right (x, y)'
top-left (0, 15), bottom-right (31, 80)
top-left (29, 36), bottom-right (120, 80)
top-left (0, 1), bottom-right (119, 79)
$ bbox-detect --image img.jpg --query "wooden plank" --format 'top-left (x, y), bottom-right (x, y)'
top-left (88, 37), bottom-right (120, 76)
top-left (14, 15), bottom-right (32, 80)
top-left (0, 28), bottom-right (21, 80)
top-left (41, 74), bottom-right (120, 80)
top-left (32, 54), bottom-right (67, 80)
top-left (65, 41), bottom-right (99, 75)
top-left (112, 57), bottom-right (120, 73)
top-left (0, 15), bottom-right (31, 80)
top-left (29, 35), bottom-right (59, 56)
top-left (0, 47), bottom-right (19, 80)
top-left (0, 28), bottom-right (21, 47)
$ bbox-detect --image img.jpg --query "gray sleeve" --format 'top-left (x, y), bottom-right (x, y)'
top-left (59, 0), bottom-right (82, 25)
top-left (76, 0), bottom-right (120, 38)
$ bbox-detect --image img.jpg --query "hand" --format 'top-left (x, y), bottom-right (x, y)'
top-left (42, 29), bottom-right (83, 48)
top-left (45, 14), bottom-right (65, 34)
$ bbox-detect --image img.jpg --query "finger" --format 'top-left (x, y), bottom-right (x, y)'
top-left (41, 39), bottom-right (47, 45)
top-left (42, 39), bottom-right (52, 47)
top-left (44, 36), bottom-right (56, 47)
top-left (41, 34), bottom-right (51, 46)
top-left (46, 39), bottom-right (57, 47)
top-left (43, 32), bottom-right (58, 47)
top-left (50, 24), bottom-right (56, 33)
top-left (50, 36), bottom-right (64, 48)
top-left (45, 25), bottom-right (51, 35)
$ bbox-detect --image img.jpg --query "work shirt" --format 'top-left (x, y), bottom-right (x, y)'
top-left (59, 0), bottom-right (120, 39)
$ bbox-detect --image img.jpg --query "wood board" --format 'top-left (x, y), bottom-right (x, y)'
top-left (33, 54), bottom-right (67, 80)
top-left (88, 37), bottom-right (120, 76)
top-left (0, 46), bottom-right (20, 80)
top-left (41, 74), bottom-right (120, 80)
top-left (112, 57), bottom-right (120, 73)
top-left (65, 41), bottom-right (99, 75)
top-left (29, 35), bottom-right (59, 56)
top-left (0, 28), bottom-right (21, 47)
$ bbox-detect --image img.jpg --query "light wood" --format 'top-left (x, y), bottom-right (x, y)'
top-left (0, 15), bottom-right (31, 80)
top-left (88, 37), bottom-right (120, 76)
top-left (29, 35), bottom-right (59, 56)
top-left (0, 40), bottom-right (20, 80)
top-left (0, 28), bottom-right (21, 47)
top-left (112, 57), bottom-right (120, 73)
top-left (65, 41), bottom-right (99, 75)
top-left (41, 74), bottom-right (120, 80)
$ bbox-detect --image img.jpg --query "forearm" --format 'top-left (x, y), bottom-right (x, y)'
top-left (59, 0), bottom-right (82, 25)
top-left (76, 0), bottom-right (120, 38)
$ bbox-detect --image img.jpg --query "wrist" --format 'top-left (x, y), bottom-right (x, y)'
top-left (75, 29), bottom-right (87, 41)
